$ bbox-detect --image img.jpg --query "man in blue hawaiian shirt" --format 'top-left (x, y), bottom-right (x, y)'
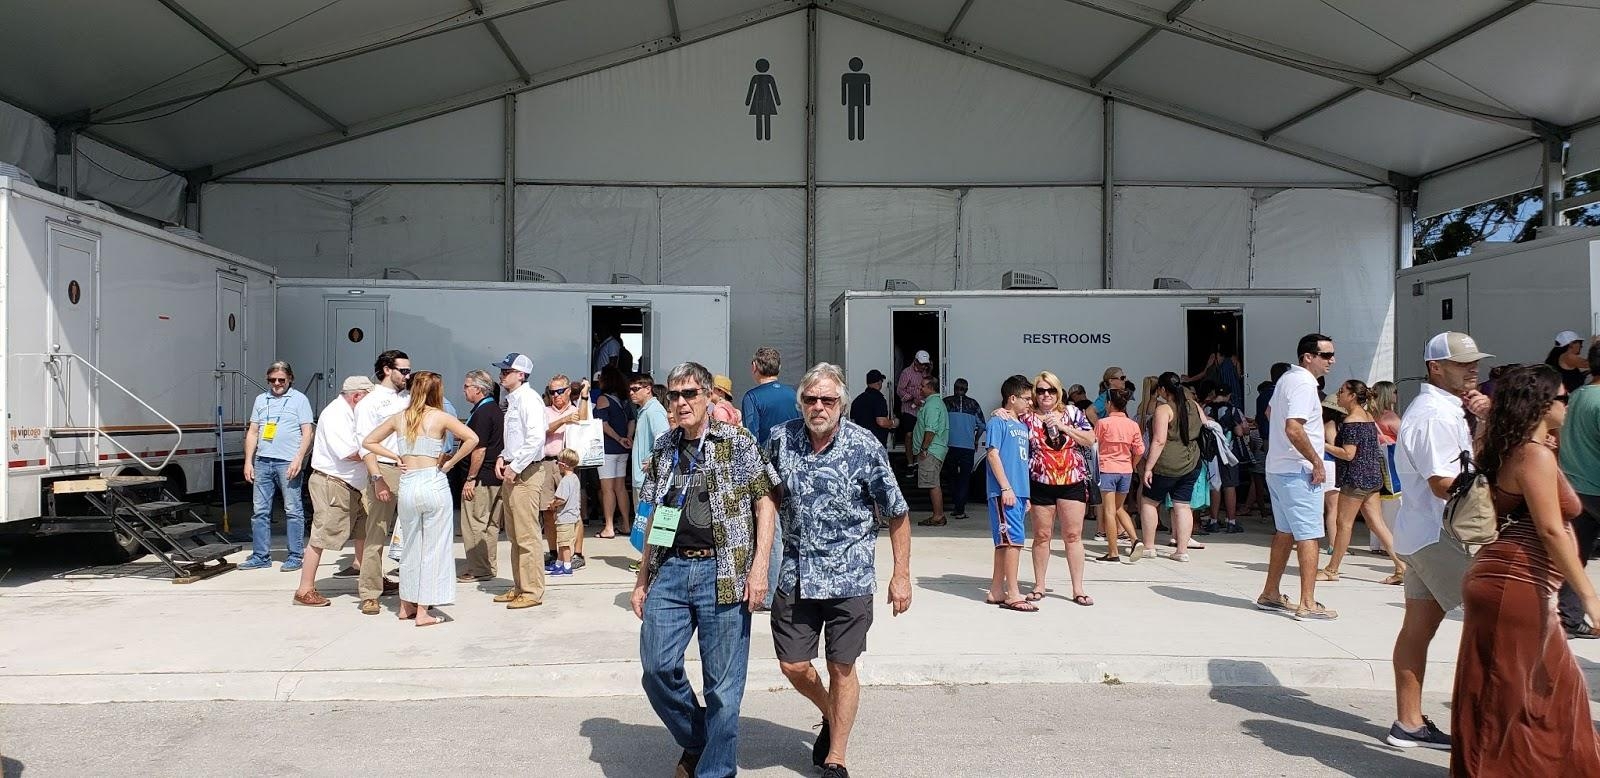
top-left (766, 362), bottom-right (912, 778)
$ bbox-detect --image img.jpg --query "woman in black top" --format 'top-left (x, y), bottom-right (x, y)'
top-left (1547, 331), bottom-right (1589, 393)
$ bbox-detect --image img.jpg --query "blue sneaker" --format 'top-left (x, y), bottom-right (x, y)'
top-left (238, 557), bottom-right (272, 571)
top-left (1385, 716), bottom-right (1451, 750)
top-left (544, 561), bottom-right (560, 573)
top-left (280, 559), bottom-right (303, 572)
top-left (550, 564), bottom-right (573, 577)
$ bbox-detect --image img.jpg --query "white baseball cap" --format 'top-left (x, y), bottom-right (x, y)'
top-left (1556, 330), bottom-right (1583, 347)
top-left (493, 352), bottom-right (534, 374)
top-left (913, 350), bottom-right (931, 364)
top-left (341, 375), bottom-right (373, 392)
top-left (1424, 332), bottom-right (1492, 364)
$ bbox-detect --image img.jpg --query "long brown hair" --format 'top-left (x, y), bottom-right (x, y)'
top-left (1481, 364), bottom-right (1561, 484)
top-left (402, 371), bottom-right (443, 443)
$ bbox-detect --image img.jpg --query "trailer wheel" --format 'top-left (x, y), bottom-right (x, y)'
top-left (91, 526), bottom-right (147, 564)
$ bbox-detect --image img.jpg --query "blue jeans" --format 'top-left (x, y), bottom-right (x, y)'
top-left (249, 456), bottom-right (305, 565)
top-left (640, 555), bottom-right (752, 778)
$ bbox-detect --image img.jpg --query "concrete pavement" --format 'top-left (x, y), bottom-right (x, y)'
top-left (4, 512), bottom-right (1600, 704)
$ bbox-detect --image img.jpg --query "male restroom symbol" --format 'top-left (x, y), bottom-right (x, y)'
top-left (842, 57), bottom-right (870, 141)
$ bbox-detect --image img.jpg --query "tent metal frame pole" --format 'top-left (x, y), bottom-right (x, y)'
top-left (468, 0), bottom-right (534, 83)
top-left (503, 94), bottom-right (517, 281)
top-left (1101, 97), bottom-right (1114, 289)
top-left (1544, 136), bottom-right (1566, 228)
top-left (804, 6), bottom-right (819, 365)
top-left (943, 0), bottom-right (977, 40)
top-left (666, 0), bottom-right (682, 41)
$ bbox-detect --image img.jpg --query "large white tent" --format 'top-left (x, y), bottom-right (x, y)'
top-left (5, 0), bottom-right (1597, 383)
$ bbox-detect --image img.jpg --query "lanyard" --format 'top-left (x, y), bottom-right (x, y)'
top-left (665, 434), bottom-right (709, 510)
top-left (473, 397), bottom-right (494, 411)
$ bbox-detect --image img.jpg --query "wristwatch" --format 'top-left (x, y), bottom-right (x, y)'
top-left (369, 473), bottom-right (385, 484)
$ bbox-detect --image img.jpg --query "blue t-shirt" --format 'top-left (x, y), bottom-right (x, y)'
top-left (741, 380), bottom-right (800, 445)
top-left (944, 395), bottom-right (982, 451)
top-left (985, 416), bottom-right (1031, 499)
top-left (250, 389), bottom-right (315, 461)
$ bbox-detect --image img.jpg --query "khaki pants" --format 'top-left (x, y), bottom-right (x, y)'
top-left (459, 482), bottom-right (503, 578)
top-left (358, 462), bottom-right (400, 601)
top-left (307, 471), bottom-right (365, 551)
top-left (503, 463), bottom-right (549, 601)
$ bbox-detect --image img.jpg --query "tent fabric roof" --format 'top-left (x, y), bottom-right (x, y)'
top-left (2, 0), bottom-right (1595, 186)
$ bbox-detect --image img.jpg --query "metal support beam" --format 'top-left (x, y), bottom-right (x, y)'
top-left (152, 0), bottom-right (347, 133)
top-left (1262, 88), bottom-right (1359, 139)
top-left (1544, 136), bottom-right (1566, 228)
top-left (204, 2), bottom-right (803, 180)
top-left (53, 127), bottom-right (77, 198)
top-left (469, 0), bottom-right (533, 83)
top-left (804, 7), bottom-right (819, 365)
top-left (944, 0), bottom-right (977, 41)
top-left (503, 95), bottom-right (517, 281)
top-left (1050, 0), bottom-right (1540, 135)
top-left (1090, 29), bottom-right (1157, 88)
top-left (1101, 97), bottom-right (1114, 288)
top-left (819, 1), bottom-right (1394, 184)
top-left (96, 0), bottom-right (587, 123)
top-left (666, 0), bottom-right (682, 41)
top-left (1395, 187), bottom-right (1416, 271)
top-left (1377, 0), bottom-right (1536, 83)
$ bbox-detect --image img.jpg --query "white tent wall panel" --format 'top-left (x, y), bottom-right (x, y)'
top-left (228, 102), bottom-right (505, 181)
top-left (1278, 91), bottom-right (1529, 178)
top-left (1571, 124), bottom-right (1600, 179)
top-left (816, 13), bottom-right (1102, 184)
top-left (1110, 187), bottom-right (1253, 290)
top-left (201, 183), bottom-right (356, 274)
top-left (0, 99), bottom-right (55, 184)
top-left (1181, 0), bottom-right (1413, 72)
top-left (954, 0), bottom-right (1150, 78)
top-left (516, 13), bottom-right (806, 184)
top-left (73, 137), bottom-right (186, 224)
top-left (1417, 144), bottom-right (1543, 219)
top-left (94, 82), bottom-right (334, 172)
top-left (1113, 105), bottom-right (1368, 185)
top-left (513, 185), bottom-right (662, 284)
top-left (956, 187), bottom-right (1101, 290)
top-left (349, 184), bottom-right (503, 280)
top-left (1251, 189), bottom-right (1396, 384)
top-left (494, 0), bottom-right (671, 74)
top-left (659, 188), bottom-right (806, 378)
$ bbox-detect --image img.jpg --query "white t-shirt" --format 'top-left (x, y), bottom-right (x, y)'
top-left (554, 472), bottom-right (581, 525)
top-left (310, 397), bottom-right (364, 489)
top-left (1393, 382), bottom-right (1472, 556)
top-left (1264, 365), bottom-right (1323, 475)
top-left (353, 384), bottom-right (408, 466)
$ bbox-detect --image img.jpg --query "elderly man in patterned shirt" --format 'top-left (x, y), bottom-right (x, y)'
top-left (766, 362), bottom-right (912, 778)
top-left (631, 361), bottom-right (778, 778)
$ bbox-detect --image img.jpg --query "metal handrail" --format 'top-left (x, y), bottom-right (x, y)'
top-left (20, 351), bottom-right (184, 472)
top-left (216, 369), bottom-right (271, 396)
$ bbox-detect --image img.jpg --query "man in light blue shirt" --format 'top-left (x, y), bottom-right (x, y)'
top-left (241, 361), bottom-right (317, 571)
top-left (629, 373), bottom-right (670, 489)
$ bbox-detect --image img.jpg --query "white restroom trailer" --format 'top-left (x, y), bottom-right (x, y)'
top-left (276, 279), bottom-right (732, 409)
top-left (830, 289), bottom-right (1321, 415)
top-left (0, 177), bottom-right (276, 532)
top-left (1394, 227), bottom-right (1600, 390)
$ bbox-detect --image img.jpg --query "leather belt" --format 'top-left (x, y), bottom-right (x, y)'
top-left (674, 547), bottom-right (715, 559)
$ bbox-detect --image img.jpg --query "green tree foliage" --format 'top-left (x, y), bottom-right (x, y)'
top-left (1412, 170), bottom-right (1600, 265)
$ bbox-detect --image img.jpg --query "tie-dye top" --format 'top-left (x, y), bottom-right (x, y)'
top-left (1024, 405), bottom-right (1092, 486)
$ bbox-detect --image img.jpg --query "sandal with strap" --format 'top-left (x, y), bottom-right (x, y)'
top-left (1316, 568), bottom-right (1340, 582)
top-left (1379, 573), bottom-right (1404, 586)
top-left (1000, 599), bottom-right (1039, 612)
top-left (1025, 590), bottom-right (1046, 602)
top-left (1071, 594), bottom-right (1094, 607)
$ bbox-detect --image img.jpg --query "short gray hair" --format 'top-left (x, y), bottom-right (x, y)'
top-left (666, 361), bottom-right (713, 391)
top-left (266, 360), bottom-right (293, 380)
top-left (465, 369), bottom-right (495, 396)
top-left (797, 362), bottom-right (847, 400)
top-left (751, 347), bottom-right (781, 378)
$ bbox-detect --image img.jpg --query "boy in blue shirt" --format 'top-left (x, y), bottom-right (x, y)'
top-left (985, 374), bottom-right (1035, 612)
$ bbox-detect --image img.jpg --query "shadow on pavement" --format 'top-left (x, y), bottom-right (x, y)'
top-left (1149, 584), bottom-right (1259, 611)
top-left (1206, 658), bottom-right (1439, 776)
top-left (1, 755), bottom-right (20, 777)
top-left (580, 715), bottom-right (815, 777)
top-left (915, 572), bottom-right (1002, 604)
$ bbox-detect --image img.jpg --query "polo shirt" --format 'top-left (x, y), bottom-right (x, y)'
top-left (249, 388), bottom-right (315, 461)
top-left (1393, 382), bottom-right (1473, 555)
top-left (1264, 365), bottom-right (1322, 475)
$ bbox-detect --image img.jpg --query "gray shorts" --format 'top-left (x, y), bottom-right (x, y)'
top-left (771, 589), bottom-right (874, 665)
top-left (1397, 532), bottom-right (1473, 612)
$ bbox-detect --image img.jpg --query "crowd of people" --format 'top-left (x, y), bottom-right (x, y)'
top-left (230, 324), bottom-right (1600, 776)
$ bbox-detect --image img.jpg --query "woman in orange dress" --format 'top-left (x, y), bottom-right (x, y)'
top-left (1453, 364), bottom-right (1600, 775)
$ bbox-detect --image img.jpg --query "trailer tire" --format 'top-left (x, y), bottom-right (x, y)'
top-left (93, 526), bottom-right (148, 564)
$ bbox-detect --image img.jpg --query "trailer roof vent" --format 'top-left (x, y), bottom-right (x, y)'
top-left (382, 267), bottom-right (419, 280)
top-left (163, 225), bottom-right (204, 242)
top-left (0, 162), bottom-right (36, 186)
top-left (514, 265), bottom-right (567, 284)
top-left (79, 199), bottom-right (119, 213)
top-left (1152, 277), bottom-right (1192, 290)
top-left (1002, 270), bottom-right (1057, 290)
top-left (611, 273), bottom-right (644, 285)
top-left (884, 278), bottom-right (920, 291)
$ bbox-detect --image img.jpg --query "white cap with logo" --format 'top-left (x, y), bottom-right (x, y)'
top-left (1556, 330), bottom-right (1583, 347)
top-left (1424, 332), bottom-right (1493, 364)
top-left (493, 352), bottom-right (535, 374)
top-left (913, 350), bottom-right (931, 364)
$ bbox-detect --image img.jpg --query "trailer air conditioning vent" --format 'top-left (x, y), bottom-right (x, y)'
top-left (514, 266), bottom-right (568, 284)
top-left (79, 200), bottom-right (119, 214)
top-left (0, 162), bottom-right (36, 186)
top-left (1001, 270), bottom-right (1057, 290)
top-left (884, 278), bottom-right (920, 292)
top-left (1152, 277), bottom-right (1192, 290)
top-left (611, 273), bottom-right (644, 285)
top-left (162, 225), bottom-right (204, 241)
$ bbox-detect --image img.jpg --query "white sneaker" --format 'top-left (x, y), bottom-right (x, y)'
top-left (1167, 552), bottom-right (1191, 562)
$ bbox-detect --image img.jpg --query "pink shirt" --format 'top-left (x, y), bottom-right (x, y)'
top-left (712, 400), bottom-right (742, 426)
top-left (897, 366), bottom-right (924, 412)
top-left (1094, 411), bottom-right (1145, 474)
top-left (544, 403), bottom-right (579, 459)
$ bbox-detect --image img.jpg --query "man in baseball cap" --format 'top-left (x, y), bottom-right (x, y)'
top-left (851, 369), bottom-right (894, 448)
top-left (494, 352), bottom-right (535, 376)
top-left (292, 375), bottom-right (375, 606)
top-left (897, 352), bottom-right (934, 458)
top-left (1385, 330), bottom-right (1491, 749)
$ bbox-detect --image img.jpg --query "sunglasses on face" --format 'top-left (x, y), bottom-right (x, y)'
top-left (667, 388), bottom-right (704, 402)
top-left (1315, 352), bottom-right (1336, 360)
top-left (1112, 376), bottom-right (1127, 382)
top-left (499, 369), bottom-right (515, 376)
top-left (395, 368), bottom-right (412, 375)
top-left (1556, 394), bottom-right (1571, 405)
top-left (267, 377), bottom-right (289, 385)
top-left (801, 394), bottom-right (841, 408)
top-left (1034, 386), bottom-right (1058, 395)
top-left (548, 386), bottom-right (569, 395)
top-left (629, 384), bottom-right (651, 393)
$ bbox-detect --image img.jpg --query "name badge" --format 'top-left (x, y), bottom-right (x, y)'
top-left (261, 422), bottom-right (278, 441)
top-left (646, 506), bottom-right (682, 547)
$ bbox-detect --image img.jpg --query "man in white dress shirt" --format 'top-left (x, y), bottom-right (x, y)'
top-left (353, 350), bottom-right (411, 616)
top-left (292, 375), bottom-right (372, 607)
top-left (494, 352), bottom-right (550, 610)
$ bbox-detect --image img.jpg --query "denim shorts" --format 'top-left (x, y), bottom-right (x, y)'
top-left (1099, 471), bottom-right (1133, 495)
top-left (1267, 471), bottom-right (1325, 541)
top-left (1144, 466), bottom-right (1200, 504)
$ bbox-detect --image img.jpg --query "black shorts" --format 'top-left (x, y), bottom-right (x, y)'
top-left (1216, 462), bottom-right (1241, 489)
top-left (1028, 480), bottom-right (1088, 506)
top-left (1144, 466), bottom-right (1201, 504)
top-left (771, 589), bottom-right (875, 665)
top-left (897, 412), bottom-right (918, 435)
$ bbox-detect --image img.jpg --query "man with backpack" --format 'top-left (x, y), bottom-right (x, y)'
top-left (1386, 331), bottom-right (1492, 751)
top-left (1204, 385), bottom-right (1248, 534)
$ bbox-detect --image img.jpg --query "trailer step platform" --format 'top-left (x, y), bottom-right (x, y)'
top-left (73, 477), bottom-right (240, 584)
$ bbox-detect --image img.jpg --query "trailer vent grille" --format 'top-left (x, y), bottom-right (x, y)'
top-left (1001, 270), bottom-right (1057, 290)
top-left (884, 278), bottom-right (920, 291)
top-left (79, 200), bottom-right (119, 213)
top-left (514, 266), bottom-right (568, 283)
top-left (0, 163), bottom-right (36, 186)
top-left (1152, 277), bottom-right (1192, 290)
top-left (162, 226), bottom-right (204, 242)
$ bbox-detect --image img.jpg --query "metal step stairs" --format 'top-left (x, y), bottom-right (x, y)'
top-left (63, 475), bottom-right (240, 583)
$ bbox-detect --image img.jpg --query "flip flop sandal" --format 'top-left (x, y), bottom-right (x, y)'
top-left (1000, 600), bottom-right (1039, 612)
top-left (1316, 569), bottom-right (1340, 582)
top-left (1025, 591), bottom-right (1046, 602)
top-left (1379, 574), bottom-right (1404, 586)
top-left (984, 596), bottom-right (1005, 606)
top-left (1072, 594), bottom-right (1094, 606)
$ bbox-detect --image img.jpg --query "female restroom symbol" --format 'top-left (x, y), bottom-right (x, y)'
top-left (745, 58), bottom-right (780, 141)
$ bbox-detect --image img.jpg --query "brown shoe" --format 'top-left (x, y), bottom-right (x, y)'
top-left (507, 595), bottom-right (542, 609)
top-left (293, 590), bottom-right (330, 607)
top-left (381, 579), bottom-right (400, 596)
top-left (674, 750), bottom-right (701, 778)
top-left (457, 573), bottom-right (492, 583)
top-left (360, 598), bottom-right (380, 615)
top-left (493, 589), bottom-right (520, 603)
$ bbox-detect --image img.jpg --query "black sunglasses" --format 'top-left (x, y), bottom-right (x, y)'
top-left (1315, 352), bottom-right (1336, 360)
top-left (801, 394), bottom-right (841, 408)
top-left (1034, 386), bottom-right (1059, 395)
top-left (395, 367), bottom-right (412, 375)
top-left (548, 386), bottom-right (570, 395)
top-left (1556, 394), bottom-right (1571, 405)
top-left (629, 384), bottom-right (652, 392)
top-left (667, 388), bottom-right (704, 402)
top-left (266, 377), bottom-right (289, 384)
